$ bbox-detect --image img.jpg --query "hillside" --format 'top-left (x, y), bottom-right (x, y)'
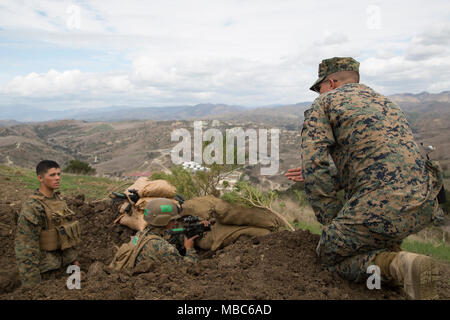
top-left (0, 165), bottom-right (448, 299)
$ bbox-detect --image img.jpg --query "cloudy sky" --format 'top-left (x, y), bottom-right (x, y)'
top-left (0, 0), bottom-right (449, 110)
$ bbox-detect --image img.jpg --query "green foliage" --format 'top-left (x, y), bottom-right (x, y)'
top-left (293, 190), bottom-right (308, 207)
top-left (151, 136), bottom-right (244, 200)
top-left (64, 160), bottom-right (96, 175)
top-left (221, 190), bottom-right (248, 206)
top-left (292, 220), bottom-right (322, 235)
top-left (151, 163), bottom-right (242, 200)
top-left (151, 166), bottom-right (202, 200)
top-left (402, 239), bottom-right (450, 263)
top-left (86, 124), bottom-right (113, 135)
top-left (443, 170), bottom-right (450, 178)
top-left (224, 181), bottom-right (278, 208)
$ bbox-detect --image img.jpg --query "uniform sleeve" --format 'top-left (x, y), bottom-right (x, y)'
top-left (140, 239), bottom-right (199, 264)
top-left (301, 101), bottom-right (343, 225)
top-left (15, 201), bottom-right (44, 287)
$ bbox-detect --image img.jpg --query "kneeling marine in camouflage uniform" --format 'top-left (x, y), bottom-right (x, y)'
top-left (301, 57), bottom-right (445, 299)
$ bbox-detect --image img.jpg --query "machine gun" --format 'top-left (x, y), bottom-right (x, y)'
top-left (166, 216), bottom-right (214, 256)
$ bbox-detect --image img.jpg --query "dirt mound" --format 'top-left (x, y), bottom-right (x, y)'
top-left (1, 192), bottom-right (450, 300)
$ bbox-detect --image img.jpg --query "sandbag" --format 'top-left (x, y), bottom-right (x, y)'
top-left (195, 229), bottom-right (214, 250)
top-left (124, 178), bottom-right (177, 199)
top-left (139, 180), bottom-right (176, 198)
top-left (215, 206), bottom-right (282, 231)
top-left (210, 222), bottom-right (270, 251)
top-left (125, 177), bottom-right (152, 196)
top-left (182, 195), bottom-right (231, 220)
top-left (117, 214), bottom-right (147, 231)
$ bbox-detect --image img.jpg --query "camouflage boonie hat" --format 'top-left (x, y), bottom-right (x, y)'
top-left (310, 57), bottom-right (360, 93)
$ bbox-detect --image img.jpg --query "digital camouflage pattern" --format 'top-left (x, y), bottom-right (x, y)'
top-left (134, 229), bottom-right (199, 265)
top-left (301, 83), bottom-right (444, 282)
top-left (15, 190), bottom-right (78, 288)
top-left (310, 57), bottom-right (360, 93)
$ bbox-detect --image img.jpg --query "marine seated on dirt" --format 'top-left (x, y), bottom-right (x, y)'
top-left (109, 198), bottom-right (210, 270)
top-left (286, 56), bottom-right (445, 299)
top-left (15, 160), bottom-right (81, 288)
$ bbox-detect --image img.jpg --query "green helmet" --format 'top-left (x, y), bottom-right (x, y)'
top-left (143, 198), bottom-right (181, 227)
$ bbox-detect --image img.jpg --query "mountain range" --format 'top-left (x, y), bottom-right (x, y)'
top-left (1, 91), bottom-right (448, 124)
top-left (0, 91), bottom-right (448, 184)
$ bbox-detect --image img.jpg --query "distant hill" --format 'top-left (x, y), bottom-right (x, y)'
top-left (0, 91), bottom-right (448, 179)
top-left (1, 91), bottom-right (448, 124)
top-left (0, 103), bottom-right (246, 122)
top-left (0, 120), bottom-right (21, 127)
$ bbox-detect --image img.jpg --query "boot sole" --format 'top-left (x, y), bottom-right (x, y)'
top-left (406, 255), bottom-right (439, 300)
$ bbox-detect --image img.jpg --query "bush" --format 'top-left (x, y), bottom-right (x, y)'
top-left (151, 163), bottom-right (241, 200)
top-left (63, 160), bottom-right (96, 175)
top-left (293, 190), bottom-right (308, 207)
top-left (151, 166), bottom-right (202, 200)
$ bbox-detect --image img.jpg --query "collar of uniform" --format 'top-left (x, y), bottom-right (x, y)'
top-left (34, 189), bottom-right (60, 199)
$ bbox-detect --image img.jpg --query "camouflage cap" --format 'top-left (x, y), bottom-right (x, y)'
top-left (310, 57), bottom-right (360, 93)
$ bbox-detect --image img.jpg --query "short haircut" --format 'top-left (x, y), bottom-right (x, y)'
top-left (36, 160), bottom-right (60, 176)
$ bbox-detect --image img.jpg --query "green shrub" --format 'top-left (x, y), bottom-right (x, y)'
top-left (151, 166), bottom-right (202, 200)
top-left (293, 190), bottom-right (308, 207)
top-left (63, 160), bottom-right (96, 175)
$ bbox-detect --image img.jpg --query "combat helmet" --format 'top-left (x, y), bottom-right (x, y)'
top-left (143, 198), bottom-right (181, 227)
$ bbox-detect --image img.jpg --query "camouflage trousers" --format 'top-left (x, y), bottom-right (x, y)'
top-left (316, 185), bottom-right (439, 283)
top-left (39, 247), bottom-right (78, 274)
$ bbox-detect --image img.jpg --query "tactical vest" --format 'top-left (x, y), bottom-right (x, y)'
top-left (30, 193), bottom-right (81, 251)
top-left (109, 230), bottom-right (160, 271)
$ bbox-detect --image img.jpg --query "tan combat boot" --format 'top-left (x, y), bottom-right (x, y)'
top-left (389, 251), bottom-right (439, 300)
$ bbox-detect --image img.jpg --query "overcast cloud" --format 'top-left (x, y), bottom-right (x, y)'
top-left (0, 0), bottom-right (449, 110)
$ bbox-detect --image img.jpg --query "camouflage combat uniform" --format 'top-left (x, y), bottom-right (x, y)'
top-left (15, 190), bottom-right (78, 287)
top-left (301, 83), bottom-right (444, 282)
top-left (134, 228), bottom-right (199, 265)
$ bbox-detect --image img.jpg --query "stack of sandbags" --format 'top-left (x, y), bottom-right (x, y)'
top-left (115, 178), bottom-right (179, 231)
top-left (182, 195), bottom-right (283, 251)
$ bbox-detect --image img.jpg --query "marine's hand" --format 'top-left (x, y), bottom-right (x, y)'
top-left (200, 220), bottom-right (210, 227)
top-left (285, 167), bottom-right (304, 182)
top-left (184, 235), bottom-right (199, 250)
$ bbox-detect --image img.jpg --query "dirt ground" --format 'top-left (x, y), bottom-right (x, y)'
top-left (0, 177), bottom-right (449, 300)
